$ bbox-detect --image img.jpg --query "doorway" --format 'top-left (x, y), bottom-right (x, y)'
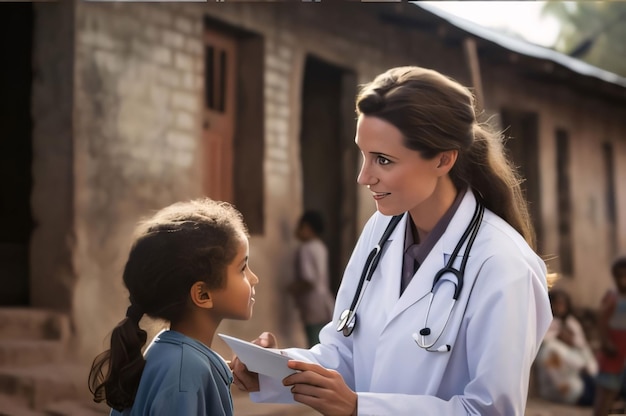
top-left (203, 27), bottom-right (237, 203)
top-left (300, 55), bottom-right (357, 294)
top-left (0, 4), bottom-right (34, 305)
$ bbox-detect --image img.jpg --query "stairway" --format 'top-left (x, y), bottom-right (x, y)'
top-left (0, 308), bottom-right (107, 415)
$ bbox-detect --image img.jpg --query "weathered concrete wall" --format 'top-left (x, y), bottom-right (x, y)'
top-left (30, 1), bottom-right (76, 312)
top-left (483, 63), bottom-right (626, 308)
top-left (39, 1), bottom-right (625, 362)
top-left (72, 3), bottom-right (206, 360)
top-left (69, 1), bottom-right (476, 361)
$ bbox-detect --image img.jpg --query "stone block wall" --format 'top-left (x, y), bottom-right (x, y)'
top-left (30, 1), bottom-right (76, 312)
top-left (72, 2), bottom-right (207, 359)
top-left (67, 1), bottom-right (472, 360)
top-left (29, 1), bottom-right (626, 362)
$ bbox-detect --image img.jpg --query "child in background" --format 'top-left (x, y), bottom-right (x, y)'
top-left (88, 198), bottom-right (259, 416)
top-left (537, 289), bottom-right (597, 406)
top-left (594, 256), bottom-right (626, 416)
top-left (287, 211), bottom-right (335, 347)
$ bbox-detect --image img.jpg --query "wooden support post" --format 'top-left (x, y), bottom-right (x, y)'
top-left (463, 37), bottom-right (484, 111)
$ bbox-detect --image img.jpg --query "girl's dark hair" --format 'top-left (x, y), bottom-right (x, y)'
top-left (356, 66), bottom-right (536, 249)
top-left (548, 288), bottom-right (572, 318)
top-left (88, 198), bottom-right (248, 411)
top-left (612, 256), bottom-right (626, 278)
top-left (299, 210), bottom-right (325, 235)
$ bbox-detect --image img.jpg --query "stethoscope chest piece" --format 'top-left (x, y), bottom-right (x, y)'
top-left (337, 309), bottom-right (357, 336)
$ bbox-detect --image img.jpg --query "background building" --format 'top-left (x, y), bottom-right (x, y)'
top-left (0, 1), bottom-right (625, 413)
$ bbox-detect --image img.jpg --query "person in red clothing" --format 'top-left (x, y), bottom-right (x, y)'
top-left (594, 256), bottom-right (626, 416)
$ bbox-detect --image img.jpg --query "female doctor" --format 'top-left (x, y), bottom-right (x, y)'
top-left (231, 66), bottom-right (553, 415)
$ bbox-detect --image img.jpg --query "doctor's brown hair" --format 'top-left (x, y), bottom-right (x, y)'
top-left (356, 66), bottom-right (535, 250)
top-left (88, 198), bottom-right (248, 411)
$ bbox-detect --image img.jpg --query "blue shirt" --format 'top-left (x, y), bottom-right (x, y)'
top-left (110, 330), bottom-right (233, 416)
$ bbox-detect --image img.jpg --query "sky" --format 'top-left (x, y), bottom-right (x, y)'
top-left (422, 1), bottom-right (562, 48)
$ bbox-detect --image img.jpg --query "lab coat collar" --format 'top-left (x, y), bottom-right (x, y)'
top-left (383, 190), bottom-right (480, 324)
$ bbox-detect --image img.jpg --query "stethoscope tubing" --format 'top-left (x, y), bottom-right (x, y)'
top-left (338, 214), bottom-right (402, 335)
top-left (417, 201), bottom-right (484, 349)
top-left (347, 245), bottom-right (380, 313)
top-left (338, 197), bottom-right (485, 348)
top-left (430, 200), bottom-right (484, 299)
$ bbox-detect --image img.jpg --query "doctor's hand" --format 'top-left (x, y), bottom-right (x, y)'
top-left (283, 361), bottom-right (357, 416)
top-left (230, 332), bottom-right (278, 392)
top-left (253, 331), bottom-right (278, 348)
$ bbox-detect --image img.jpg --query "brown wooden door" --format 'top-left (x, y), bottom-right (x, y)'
top-left (203, 28), bottom-right (237, 202)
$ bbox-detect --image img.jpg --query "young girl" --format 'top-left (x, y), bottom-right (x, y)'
top-left (88, 198), bottom-right (259, 416)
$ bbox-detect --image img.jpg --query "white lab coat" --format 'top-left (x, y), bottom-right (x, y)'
top-left (252, 190), bottom-right (552, 415)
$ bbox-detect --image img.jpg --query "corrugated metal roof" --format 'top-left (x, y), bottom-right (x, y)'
top-left (413, 1), bottom-right (626, 89)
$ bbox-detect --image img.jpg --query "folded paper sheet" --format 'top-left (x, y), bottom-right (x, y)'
top-left (218, 333), bottom-right (297, 380)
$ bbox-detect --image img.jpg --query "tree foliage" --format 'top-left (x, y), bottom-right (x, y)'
top-left (542, 1), bottom-right (626, 77)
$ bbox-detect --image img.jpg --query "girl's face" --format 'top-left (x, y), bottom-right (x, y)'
top-left (551, 296), bottom-right (569, 318)
top-left (355, 115), bottom-right (448, 220)
top-left (211, 234), bottom-right (259, 320)
top-left (295, 222), bottom-right (313, 242)
top-left (615, 267), bottom-right (626, 294)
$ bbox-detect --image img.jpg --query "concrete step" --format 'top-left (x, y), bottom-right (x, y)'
top-left (0, 243), bottom-right (28, 306)
top-left (0, 308), bottom-right (70, 342)
top-left (0, 363), bottom-right (88, 411)
top-left (40, 392), bottom-right (316, 416)
top-left (0, 393), bottom-right (46, 416)
top-left (43, 399), bottom-right (109, 416)
top-left (0, 340), bottom-right (66, 367)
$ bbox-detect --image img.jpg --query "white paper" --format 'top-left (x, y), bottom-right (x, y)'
top-left (218, 333), bottom-right (297, 380)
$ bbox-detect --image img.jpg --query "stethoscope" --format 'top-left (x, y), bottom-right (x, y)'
top-left (337, 199), bottom-right (485, 353)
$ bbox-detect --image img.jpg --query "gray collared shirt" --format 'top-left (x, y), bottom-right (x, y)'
top-left (401, 188), bottom-right (467, 295)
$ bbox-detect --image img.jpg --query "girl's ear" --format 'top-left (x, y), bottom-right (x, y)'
top-left (190, 281), bottom-right (213, 309)
top-left (435, 150), bottom-right (458, 175)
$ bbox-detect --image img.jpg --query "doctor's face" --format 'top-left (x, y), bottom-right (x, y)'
top-left (355, 115), bottom-right (442, 217)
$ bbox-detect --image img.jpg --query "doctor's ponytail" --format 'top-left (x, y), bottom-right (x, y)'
top-left (453, 122), bottom-right (536, 250)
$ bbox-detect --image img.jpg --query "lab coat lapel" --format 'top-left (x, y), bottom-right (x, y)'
top-left (384, 191), bottom-right (479, 325)
top-left (386, 240), bottom-right (446, 321)
top-left (374, 214), bottom-right (406, 319)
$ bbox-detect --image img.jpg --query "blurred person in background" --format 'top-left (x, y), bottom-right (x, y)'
top-left (536, 289), bottom-right (597, 406)
top-left (594, 256), bottom-right (626, 416)
top-left (287, 211), bottom-right (335, 347)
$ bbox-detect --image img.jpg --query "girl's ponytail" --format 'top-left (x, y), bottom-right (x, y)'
top-left (88, 306), bottom-right (147, 411)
